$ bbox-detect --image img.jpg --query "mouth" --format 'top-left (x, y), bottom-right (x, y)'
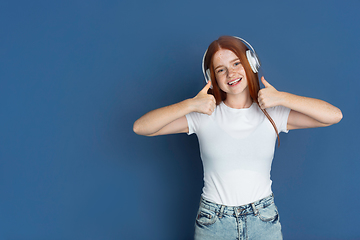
top-left (228, 78), bottom-right (242, 86)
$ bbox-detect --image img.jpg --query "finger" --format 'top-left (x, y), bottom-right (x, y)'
top-left (201, 80), bottom-right (212, 93)
top-left (258, 100), bottom-right (264, 109)
top-left (210, 95), bottom-right (216, 104)
top-left (261, 76), bottom-right (272, 88)
top-left (208, 106), bottom-right (215, 115)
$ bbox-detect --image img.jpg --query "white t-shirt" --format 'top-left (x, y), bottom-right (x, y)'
top-left (186, 102), bottom-right (290, 206)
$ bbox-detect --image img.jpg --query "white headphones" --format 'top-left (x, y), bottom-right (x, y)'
top-left (202, 36), bottom-right (261, 86)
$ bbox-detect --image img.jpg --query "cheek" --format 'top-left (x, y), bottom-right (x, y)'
top-left (217, 81), bottom-right (228, 92)
top-left (216, 79), bottom-right (227, 90)
top-left (216, 75), bottom-right (226, 85)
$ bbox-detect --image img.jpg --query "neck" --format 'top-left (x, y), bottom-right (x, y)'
top-left (224, 91), bottom-right (253, 109)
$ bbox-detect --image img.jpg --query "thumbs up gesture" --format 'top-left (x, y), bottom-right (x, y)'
top-left (258, 77), bottom-right (283, 109)
top-left (191, 80), bottom-right (216, 115)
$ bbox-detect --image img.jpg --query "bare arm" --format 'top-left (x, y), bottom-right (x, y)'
top-left (258, 77), bottom-right (343, 130)
top-left (133, 81), bottom-right (216, 136)
top-left (133, 100), bottom-right (192, 136)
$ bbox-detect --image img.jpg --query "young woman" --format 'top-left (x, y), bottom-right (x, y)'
top-left (133, 36), bottom-right (342, 240)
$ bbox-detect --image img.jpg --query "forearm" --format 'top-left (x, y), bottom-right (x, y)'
top-left (133, 99), bottom-right (194, 136)
top-left (279, 92), bottom-right (343, 124)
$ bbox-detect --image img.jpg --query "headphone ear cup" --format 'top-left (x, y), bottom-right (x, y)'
top-left (206, 69), bottom-right (213, 89)
top-left (246, 50), bottom-right (260, 73)
top-left (206, 69), bottom-right (211, 82)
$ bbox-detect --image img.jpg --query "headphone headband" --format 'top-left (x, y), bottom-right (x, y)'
top-left (202, 36), bottom-right (260, 85)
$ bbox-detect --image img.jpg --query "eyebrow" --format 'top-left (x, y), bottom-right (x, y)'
top-left (214, 58), bottom-right (240, 71)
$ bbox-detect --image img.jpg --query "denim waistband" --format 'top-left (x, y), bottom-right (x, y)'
top-left (199, 194), bottom-right (275, 217)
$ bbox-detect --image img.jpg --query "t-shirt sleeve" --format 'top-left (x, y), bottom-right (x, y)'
top-left (185, 111), bottom-right (203, 135)
top-left (267, 105), bottom-right (291, 133)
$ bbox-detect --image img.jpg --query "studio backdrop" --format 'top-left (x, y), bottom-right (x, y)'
top-left (0, 0), bottom-right (359, 239)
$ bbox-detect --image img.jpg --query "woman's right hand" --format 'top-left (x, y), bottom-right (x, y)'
top-left (191, 81), bottom-right (216, 115)
top-left (133, 80), bottom-right (216, 136)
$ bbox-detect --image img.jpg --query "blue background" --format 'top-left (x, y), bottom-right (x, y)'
top-left (1, 0), bottom-right (359, 239)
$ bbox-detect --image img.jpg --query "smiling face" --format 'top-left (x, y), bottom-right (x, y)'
top-left (212, 48), bottom-right (249, 97)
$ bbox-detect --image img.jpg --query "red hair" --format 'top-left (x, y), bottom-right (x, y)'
top-left (204, 36), bottom-right (280, 144)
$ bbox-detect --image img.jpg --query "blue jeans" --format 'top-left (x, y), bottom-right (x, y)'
top-left (194, 194), bottom-right (282, 240)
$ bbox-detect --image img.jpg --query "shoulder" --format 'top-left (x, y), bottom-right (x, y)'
top-left (186, 104), bottom-right (222, 135)
top-left (265, 105), bottom-right (291, 133)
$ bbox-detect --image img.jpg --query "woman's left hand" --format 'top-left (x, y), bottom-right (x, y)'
top-left (257, 77), bottom-right (283, 109)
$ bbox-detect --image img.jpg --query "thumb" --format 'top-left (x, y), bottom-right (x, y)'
top-left (261, 76), bottom-right (272, 88)
top-left (201, 80), bottom-right (212, 93)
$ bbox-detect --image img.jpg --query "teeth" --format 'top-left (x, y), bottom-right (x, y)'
top-left (228, 78), bottom-right (241, 85)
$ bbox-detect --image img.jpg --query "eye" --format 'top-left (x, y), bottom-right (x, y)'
top-left (217, 68), bottom-right (225, 74)
top-left (234, 61), bottom-right (241, 67)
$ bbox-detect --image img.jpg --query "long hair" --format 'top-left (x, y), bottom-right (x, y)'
top-left (203, 36), bottom-right (280, 144)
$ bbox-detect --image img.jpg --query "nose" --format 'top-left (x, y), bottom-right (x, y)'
top-left (227, 67), bottom-right (236, 78)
